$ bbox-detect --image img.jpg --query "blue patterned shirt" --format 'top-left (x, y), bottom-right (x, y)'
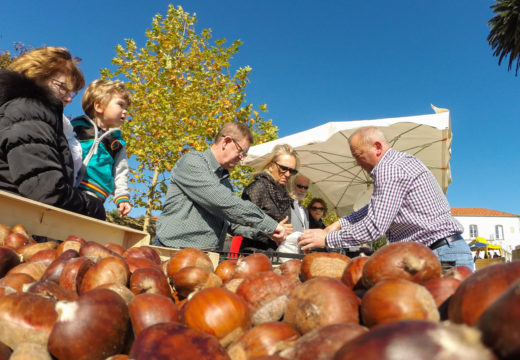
top-left (326, 148), bottom-right (463, 248)
top-left (156, 148), bottom-right (278, 250)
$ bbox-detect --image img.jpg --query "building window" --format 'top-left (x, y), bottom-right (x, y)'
top-left (495, 225), bottom-right (504, 240)
top-left (469, 224), bottom-right (478, 238)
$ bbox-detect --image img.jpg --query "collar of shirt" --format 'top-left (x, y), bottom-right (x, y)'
top-left (205, 148), bottom-right (230, 180)
top-left (370, 148), bottom-right (395, 179)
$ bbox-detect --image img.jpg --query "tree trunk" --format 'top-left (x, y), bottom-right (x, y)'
top-left (143, 164), bottom-right (160, 232)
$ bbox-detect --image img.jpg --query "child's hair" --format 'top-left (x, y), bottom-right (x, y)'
top-left (9, 46), bottom-right (85, 92)
top-left (82, 79), bottom-right (132, 119)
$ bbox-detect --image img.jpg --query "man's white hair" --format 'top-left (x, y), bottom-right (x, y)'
top-left (349, 126), bottom-right (390, 147)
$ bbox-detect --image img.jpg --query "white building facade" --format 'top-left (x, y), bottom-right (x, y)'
top-left (452, 208), bottom-right (520, 257)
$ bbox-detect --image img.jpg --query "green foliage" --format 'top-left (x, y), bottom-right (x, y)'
top-left (321, 211), bottom-right (339, 227)
top-left (102, 5), bottom-right (278, 223)
top-left (488, 0), bottom-right (520, 74)
top-left (0, 52), bottom-right (12, 70)
top-left (106, 211), bottom-right (157, 238)
top-left (368, 236), bottom-right (388, 251)
top-left (0, 42), bottom-right (31, 70)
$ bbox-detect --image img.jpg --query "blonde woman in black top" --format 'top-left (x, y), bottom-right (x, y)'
top-left (241, 144), bottom-right (299, 251)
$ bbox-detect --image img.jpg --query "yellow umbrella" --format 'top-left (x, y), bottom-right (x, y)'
top-left (470, 237), bottom-right (502, 258)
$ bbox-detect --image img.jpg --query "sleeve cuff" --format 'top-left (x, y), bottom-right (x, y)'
top-left (326, 231), bottom-right (344, 248)
top-left (259, 215), bottom-right (279, 235)
top-left (115, 196), bottom-right (130, 205)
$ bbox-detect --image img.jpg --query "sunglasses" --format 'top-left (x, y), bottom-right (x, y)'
top-left (296, 184), bottom-right (309, 190)
top-left (310, 206), bottom-right (325, 211)
top-left (274, 162), bottom-right (298, 175)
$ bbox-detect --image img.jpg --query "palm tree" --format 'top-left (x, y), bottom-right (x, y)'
top-left (488, 0), bottom-right (520, 75)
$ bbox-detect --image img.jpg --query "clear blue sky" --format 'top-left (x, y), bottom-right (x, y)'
top-left (1, 1), bottom-right (519, 216)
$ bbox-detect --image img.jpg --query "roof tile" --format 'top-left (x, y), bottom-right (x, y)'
top-left (451, 208), bottom-right (519, 217)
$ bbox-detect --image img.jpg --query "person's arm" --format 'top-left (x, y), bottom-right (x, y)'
top-left (245, 187), bottom-right (294, 236)
top-left (325, 220), bottom-right (341, 232)
top-left (2, 109), bottom-right (105, 218)
top-left (230, 217), bottom-right (288, 246)
top-left (174, 153), bottom-right (278, 234)
top-left (113, 148), bottom-right (131, 216)
top-left (326, 172), bottom-right (409, 248)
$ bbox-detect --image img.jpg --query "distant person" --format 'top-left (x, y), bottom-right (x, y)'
top-left (288, 174), bottom-right (310, 232)
top-left (240, 144), bottom-right (299, 251)
top-left (155, 122), bottom-right (287, 250)
top-left (299, 126), bottom-right (474, 270)
top-left (308, 197), bottom-right (328, 229)
top-left (0, 46), bottom-right (105, 219)
top-left (71, 79), bottom-right (132, 220)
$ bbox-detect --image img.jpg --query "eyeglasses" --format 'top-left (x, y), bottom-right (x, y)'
top-left (296, 184), bottom-right (309, 190)
top-left (223, 135), bottom-right (248, 157)
top-left (274, 162), bottom-right (298, 175)
top-left (51, 78), bottom-right (77, 99)
top-left (310, 206), bottom-right (325, 211)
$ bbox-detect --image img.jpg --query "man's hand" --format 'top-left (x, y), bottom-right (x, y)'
top-left (118, 202), bottom-right (132, 217)
top-left (282, 217), bottom-right (293, 236)
top-left (270, 216), bottom-right (288, 246)
top-left (298, 229), bottom-right (327, 251)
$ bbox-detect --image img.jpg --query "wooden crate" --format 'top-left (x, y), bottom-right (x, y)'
top-left (0, 190), bottom-right (150, 249)
top-left (475, 257), bottom-right (505, 270)
top-left (512, 247), bottom-right (520, 261)
top-left (0, 190), bottom-right (220, 268)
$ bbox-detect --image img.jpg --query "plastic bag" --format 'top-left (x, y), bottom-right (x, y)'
top-left (277, 231), bottom-right (302, 262)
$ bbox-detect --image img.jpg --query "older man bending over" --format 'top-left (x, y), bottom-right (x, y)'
top-left (298, 126), bottom-right (473, 270)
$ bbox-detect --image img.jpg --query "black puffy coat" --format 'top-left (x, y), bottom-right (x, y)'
top-left (240, 172), bottom-right (292, 251)
top-left (0, 70), bottom-right (105, 219)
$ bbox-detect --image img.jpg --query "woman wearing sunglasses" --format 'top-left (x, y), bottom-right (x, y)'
top-left (0, 46), bottom-right (105, 219)
top-left (308, 198), bottom-right (328, 229)
top-left (241, 144), bottom-right (299, 251)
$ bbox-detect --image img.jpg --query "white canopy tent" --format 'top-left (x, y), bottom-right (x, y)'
top-left (242, 109), bottom-right (453, 217)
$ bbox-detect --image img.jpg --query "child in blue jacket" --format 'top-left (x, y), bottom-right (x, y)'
top-left (71, 79), bottom-right (132, 219)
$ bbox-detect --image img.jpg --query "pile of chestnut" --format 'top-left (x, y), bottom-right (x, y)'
top-left (0, 222), bottom-right (519, 360)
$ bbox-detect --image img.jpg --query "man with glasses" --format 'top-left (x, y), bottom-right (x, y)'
top-left (289, 175), bottom-right (310, 232)
top-left (155, 122), bottom-right (287, 250)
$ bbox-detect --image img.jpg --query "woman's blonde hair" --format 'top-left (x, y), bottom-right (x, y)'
top-left (9, 46), bottom-right (85, 92)
top-left (82, 79), bottom-right (132, 119)
top-left (255, 143), bottom-right (300, 176)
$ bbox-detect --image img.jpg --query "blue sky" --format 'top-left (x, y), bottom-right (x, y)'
top-left (1, 1), bottom-right (519, 216)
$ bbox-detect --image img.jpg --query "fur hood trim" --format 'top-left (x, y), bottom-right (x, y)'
top-left (0, 70), bottom-right (63, 112)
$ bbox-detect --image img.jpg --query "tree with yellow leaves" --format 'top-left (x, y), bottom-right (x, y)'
top-left (0, 43), bottom-right (32, 70)
top-left (101, 5), bottom-right (278, 230)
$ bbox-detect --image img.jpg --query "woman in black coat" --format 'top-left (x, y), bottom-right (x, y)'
top-left (308, 198), bottom-right (328, 229)
top-left (240, 144), bottom-right (299, 251)
top-left (0, 46), bottom-right (105, 219)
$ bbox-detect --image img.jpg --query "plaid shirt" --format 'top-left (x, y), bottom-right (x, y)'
top-left (156, 148), bottom-right (278, 250)
top-left (326, 148), bottom-right (463, 248)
